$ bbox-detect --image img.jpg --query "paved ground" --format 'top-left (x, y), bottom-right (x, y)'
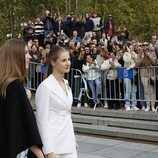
top-left (31, 98), bottom-right (158, 158)
top-left (76, 134), bottom-right (158, 158)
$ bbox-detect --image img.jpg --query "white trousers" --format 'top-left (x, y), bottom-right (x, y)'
top-left (16, 150), bottom-right (27, 158)
top-left (56, 150), bottom-right (78, 158)
top-left (141, 77), bottom-right (155, 107)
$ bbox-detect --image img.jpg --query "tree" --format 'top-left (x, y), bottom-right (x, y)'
top-left (0, 0), bottom-right (157, 44)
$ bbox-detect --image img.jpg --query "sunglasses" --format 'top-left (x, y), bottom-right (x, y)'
top-left (142, 44), bottom-right (148, 46)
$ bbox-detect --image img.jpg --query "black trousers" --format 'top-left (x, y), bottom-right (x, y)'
top-left (106, 78), bottom-right (120, 109)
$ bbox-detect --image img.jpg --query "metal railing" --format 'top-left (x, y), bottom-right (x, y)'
top-left (27, 62), bottom-right (158, 112)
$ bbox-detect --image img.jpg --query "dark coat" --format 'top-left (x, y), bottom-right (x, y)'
top-left (55, 20), bottom-right (66, 34)
top-left (104, 19), bottom-right (115, 36)
top-left (66, 18), bottom-right (77, 37)
top-left (0, 80), bottom-right (43, 158)
top-left (42, 16), bottom-right (56, 33)
top-left (85, 18), bottom-right (94, 32)
top-left (76, 20), bottom-right (85, 39)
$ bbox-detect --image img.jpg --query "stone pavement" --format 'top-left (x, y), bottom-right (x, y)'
top-left (76, 134), bottom-right (158, 158)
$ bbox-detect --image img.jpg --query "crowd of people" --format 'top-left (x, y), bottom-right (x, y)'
top-left (22, 10), bottom-right (158, 112)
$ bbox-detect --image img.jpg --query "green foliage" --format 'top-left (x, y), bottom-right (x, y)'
top-left (0, 0), bottom-right (157, 44)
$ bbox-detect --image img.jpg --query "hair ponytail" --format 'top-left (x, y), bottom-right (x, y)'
top-left (44, 46), bottom-right (68, 78)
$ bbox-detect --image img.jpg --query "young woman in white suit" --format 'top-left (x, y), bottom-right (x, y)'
top-left (35, 46), bottom-right (78, 158)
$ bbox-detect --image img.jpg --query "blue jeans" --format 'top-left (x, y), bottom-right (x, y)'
top-left (87, 77), bottom-right (101, 104)
top-left (44, 29), bottom-right (54, 38)
top-left (124, 78), bottom-right (137, 108)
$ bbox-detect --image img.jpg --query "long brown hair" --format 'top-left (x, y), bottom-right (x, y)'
top-left (141, 50), bottom-right (153, 67)
top-left (45, 46), bottom-right (68, 78)
top-left (0, 39), bottom-right (26, 97)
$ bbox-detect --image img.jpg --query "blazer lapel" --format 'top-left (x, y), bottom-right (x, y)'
top-left (45, 75), bottom-right (72, 112)
top-left (63, 79), bottom-right (73, 110)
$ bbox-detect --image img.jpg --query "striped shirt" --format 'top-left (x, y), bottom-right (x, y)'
top-left (34, 21), bottom-right (44, 36)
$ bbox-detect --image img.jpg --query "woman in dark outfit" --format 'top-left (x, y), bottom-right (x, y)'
top-left (0, 39), bottom-right (44, 158)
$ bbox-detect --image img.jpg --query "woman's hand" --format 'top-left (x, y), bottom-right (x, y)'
top-left (47, 152), bottom-right (56, 158)
top-left (30, 145), bottom-right (44, 158)
top-left (25, 88), bottom-right (32, 100)
top-left (76, 143), bottom-right (79, 152)
top-left (126, 46), bottom-right (130, 53)
top-left (33, 54), bottom-right (38, 60)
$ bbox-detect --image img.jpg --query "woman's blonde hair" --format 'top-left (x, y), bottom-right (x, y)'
top-left (45, 46), bottom-right (68, 78)
top-left (0, 39), bottom-right (26, 97)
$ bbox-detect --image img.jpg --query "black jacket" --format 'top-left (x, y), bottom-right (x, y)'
top-left (0, 80), bottom-right (43, 158)
top-left (85, 18), bottom-right (94, 32)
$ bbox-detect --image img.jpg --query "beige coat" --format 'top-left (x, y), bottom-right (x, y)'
top-left (136, 50), bottom-right (157, 77)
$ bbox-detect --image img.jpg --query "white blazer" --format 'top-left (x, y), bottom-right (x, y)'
top-left (35, 75), bottom-right (76, 155)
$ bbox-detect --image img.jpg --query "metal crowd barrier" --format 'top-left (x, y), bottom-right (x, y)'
top-left (26, 62), bottom-right (46, 91)
top-left (27, 62), bottom-right (158, 112)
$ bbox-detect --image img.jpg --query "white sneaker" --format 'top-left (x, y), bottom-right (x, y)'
top-left (145, 106), bottom-right (150, 112)
top-left (104, 102), bottom-right (108, 109)
top-left (77, 103), bottom-right (81, 108)
top-left (84, 103), bottom-right (89, 108)
top-left (151, 106), bottom-right (155, 112)
top-left (142, 106), bottom-right (145, 111)
top-left (132, 106), bottom-right (139, 111)
top-left (126, 106), bottom-right (131, 111)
